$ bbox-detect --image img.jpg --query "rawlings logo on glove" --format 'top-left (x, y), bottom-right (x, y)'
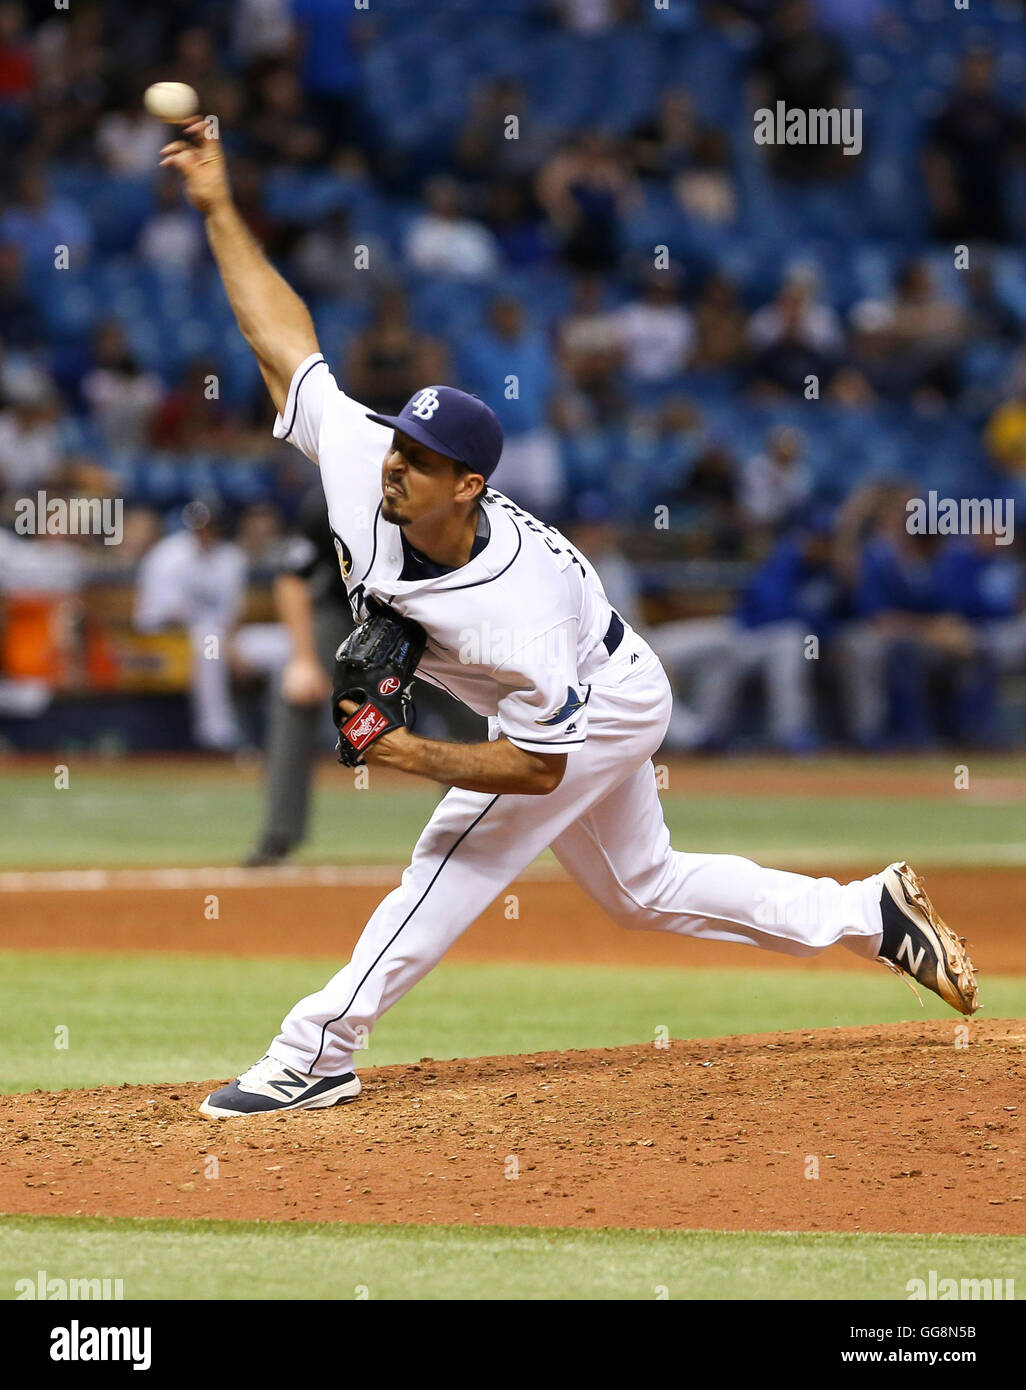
top-left (331, 597), bottom-right (427, 766)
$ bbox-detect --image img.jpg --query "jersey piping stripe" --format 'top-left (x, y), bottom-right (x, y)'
top-left (308, 793), bottom-right (502, 1072)
top-left (359, 501), bottom-right (383, 582)
top-left (509, 735), bottom-right (587, 748)
top-left (383, 511), bottom-right (523, 593)
top-left (281, 356), bottom-right (327, 440)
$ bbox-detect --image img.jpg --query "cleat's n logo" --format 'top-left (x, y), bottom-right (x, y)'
top-left (268, 1069), bottom-right (309, 1098)
top-left (896, 934), bottom-right (926, 975)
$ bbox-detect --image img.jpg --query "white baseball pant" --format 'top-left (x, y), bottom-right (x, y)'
top-left (271, 630), bottom-right (885, 1076)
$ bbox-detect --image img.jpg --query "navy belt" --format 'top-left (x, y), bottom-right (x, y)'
top-left (602, 610), bottom-right (624, 657)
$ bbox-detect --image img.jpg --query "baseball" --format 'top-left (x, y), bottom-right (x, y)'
top-left (143, 82), bottom-right (199, 122)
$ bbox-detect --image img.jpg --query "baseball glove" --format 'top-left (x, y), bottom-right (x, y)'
top-left (331, 596), bottom-right (427, 766)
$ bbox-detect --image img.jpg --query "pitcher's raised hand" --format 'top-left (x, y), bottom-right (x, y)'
top-left (160, 119), bottom-right (230, 215)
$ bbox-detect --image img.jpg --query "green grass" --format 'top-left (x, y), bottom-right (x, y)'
top-left (4, 951), bottom-right (1025, 1094)
top-left (2, 759), bottom-right (1024, 868)
top-left (1, 1215), bottom-right (1022, 1300)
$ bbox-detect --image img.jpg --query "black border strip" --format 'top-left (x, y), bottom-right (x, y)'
top-left (309, 793), bottom-right (502, 1070)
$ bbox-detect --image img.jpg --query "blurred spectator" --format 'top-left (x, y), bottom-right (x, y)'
top-left (233, 0), bottom-right (296, 70)
top-left (613, 267), bottom-right (694, 384)
top-left (669, 440), bottom-right (744, 558)
top-left (965, 264), bottom-right (1022, 346)
top-left (653, 517), bottom-right (842, 751)
top-left (0, 239), bottom-right (37, 347)
top-left (236, 501), bottom-right (286, 566)
top-left (923, 48), bottom-right (1023, 246)
top-left (555, 0), bottom-right (623, 32)
top-left (483, 182), bottom-right (551, 268)
top-left (984, 363), bottom-right (1026, 478)
top-left (691, 273), bottom-right (750, 370)
top-left (137, 173), bottom-right (205, 275)
top-left (115, 505), bottom-right (162, 567)
top-left (536, 131), bottom-right (638, 272)
top-left (748, 0), bottom-right (851, 179)
top-left (0, 2), bottom-right (32, 105)
top-left (456, 78), bottom-right (560, 190)
top-left (630, 87), bottom-right (707, 181)
top-left (630, 88), bottom-right (737, 224)
top-left (556, 276), bottom-right (625, 424)
top-left (838, 502), bottom-right (981, 748)
top-left (748, 269), bottom-right (844, 397)
top-left (0, 365), bottom-right (62, 491)
top-left (850, 259), bottom-right (967, 404)
top-left (344, 286), bottom-right (448, 415)
top-left (96, 93), bottom-right (166, 175)
top-left (80, 322), bottom-right (163, 452)
top-left (293, 205), bottom-right (388, 299)
top-left (739, 425), bottom-right (813, 530)
top-left (172, 27), bottom-right (220, 95)
top-left (134, 499), bottom-right (249, 751)
top-left (0, 520), bottom-right (87, 593)
top-left (27, 4), bottom-right (105, 165)
top-left (291, 0), bottom-right (368, 147)
top-left (460, 295), bottom-right (562, 516)
top-left (676, 130), bottom-right (737, 225)
top-left (0, 168), bottom-right (91, 271)
top-left (748, 266), bottom-right (843, 357)
top-left (935, 530), bottom-right (1026, 743)
top-left (406, 177), bottom-right (500, 279)
top-left (151, 358), bottom-right (235, 454)
top-left (248, 64), bottom-right (326, 168)
top-left (229, 158), bottom-right (285, 255)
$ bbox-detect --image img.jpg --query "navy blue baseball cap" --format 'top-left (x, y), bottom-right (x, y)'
top-left (367, 386), bottom-right (504, 479)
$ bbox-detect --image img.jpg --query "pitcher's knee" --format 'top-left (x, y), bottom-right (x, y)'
top-left (610, 894), bottom-right (671, 933)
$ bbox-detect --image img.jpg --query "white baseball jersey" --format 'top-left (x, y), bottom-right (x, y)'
top-left (265, 352), bottom-right (886, 1081)
top-left (274, 352), bottom-right (618, 755)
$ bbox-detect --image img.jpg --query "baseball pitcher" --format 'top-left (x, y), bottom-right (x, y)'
top-left (159, 121), bottom-right (979, 1119)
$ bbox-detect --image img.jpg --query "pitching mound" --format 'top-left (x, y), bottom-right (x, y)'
top-left (2, 1020), bottom-right (1023, 1234)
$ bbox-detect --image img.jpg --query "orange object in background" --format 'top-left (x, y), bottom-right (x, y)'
top-left (0, 593), bottom-right (84, 685)
top-left (1, 593), bottom-right (191, 692)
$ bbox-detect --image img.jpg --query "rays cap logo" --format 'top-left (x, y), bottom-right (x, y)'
top-left (367, 386), bottom-right (504, 480)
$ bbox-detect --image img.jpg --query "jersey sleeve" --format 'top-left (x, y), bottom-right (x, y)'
top-left (272, 353), bottom-right (332, 462)
top-left (273, 352), bottom-right (390, 463)
top-left (494, 621), bottom-right (588, 753)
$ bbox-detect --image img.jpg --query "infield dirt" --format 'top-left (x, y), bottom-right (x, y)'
top-left (2, 1019), bottom-right (1023, 1234)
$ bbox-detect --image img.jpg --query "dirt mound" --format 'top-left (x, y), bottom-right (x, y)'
top-left (2, 1020), bottom-right (1023, 1234)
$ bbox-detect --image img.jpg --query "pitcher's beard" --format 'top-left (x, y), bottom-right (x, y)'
top-left (381, 495), bottom-right (409, 526)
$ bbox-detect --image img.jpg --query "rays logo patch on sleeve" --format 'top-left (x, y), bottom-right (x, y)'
top-left (536, 686), bottom-right (585, 726)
